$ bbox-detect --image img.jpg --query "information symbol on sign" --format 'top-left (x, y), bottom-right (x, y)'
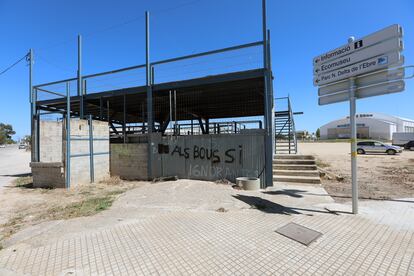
top-left (354, 40), bottom-right (363, 49)
top-left (378, 56), bottom-right (388, 65)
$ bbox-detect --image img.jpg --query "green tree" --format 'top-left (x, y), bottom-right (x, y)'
top-left (0, 123), bottom-right (16, 144)
top-left (316, 128), bottom-right (320, 139)
top-left (22, 135), bottom-right (31, 147)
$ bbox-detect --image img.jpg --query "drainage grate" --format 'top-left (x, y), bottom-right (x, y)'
top-left (276, 222), bottom-right (322, 246)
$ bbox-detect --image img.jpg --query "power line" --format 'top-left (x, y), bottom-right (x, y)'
top-left (37, 0), bottom-right (205, 51)
top-left (37, 53), bottom-right (73, 73)
top-left (37, 36), bottom-right (77, 52)
top-left (152, 0), bottom-right (204, 15)
top-left (83, 0), bottom-right (204, 38)
top-left (0, 53), bottom-right (29, 76)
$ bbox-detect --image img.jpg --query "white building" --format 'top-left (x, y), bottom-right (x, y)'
top-left (319, 113), bottom-right (414, 140)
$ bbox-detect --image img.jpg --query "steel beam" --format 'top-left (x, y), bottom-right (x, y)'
top-left (71, 152), bottom-right (109, 158)
top-left (35, 109), bottom-right (40, 162)
top-left (66, 82), bottom-right (71, 189)
top-left (262, 0), bottom-right (273, 188)
top-left (36, 87), bottom-right (65, 97)
top-left (152, 41), bottom-right (263, 66)
top-left (78, 35), bottom-right (83, 119)
top-left (109, 122), bottom-right (119, 135)
top-left (146, 12), bottom-right (153, 133)
top-left (268, 29), bottom-right (275, 156)
top-left (99, 97), bottom-right (103, 119)
top-left (123, 94), bottom-right (127, 143)
top-left (146, 11), bottom-right (153, 180)
top-left (88, 115), bottom-right (95, 183)
top-left (83, 64), bottom-right (146, 80)
top-left (197, 118), bottom-right (206, 134)
top-left (34, 40), bottom-right (262, 90)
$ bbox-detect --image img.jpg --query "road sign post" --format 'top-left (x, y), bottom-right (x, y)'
top-left (347, 36), bottom-right (358, 215)
top-left (313, 25), bottom-right (406, 214)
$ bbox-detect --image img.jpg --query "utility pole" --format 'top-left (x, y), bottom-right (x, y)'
top-left (28, 49), bottom-right (36, 162)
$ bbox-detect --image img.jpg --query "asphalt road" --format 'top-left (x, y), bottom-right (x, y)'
top-left (0, 145), bottom-right (31, 188)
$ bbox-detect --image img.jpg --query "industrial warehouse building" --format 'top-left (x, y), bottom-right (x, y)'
top-left (319, 113), bottom-right (414, 140)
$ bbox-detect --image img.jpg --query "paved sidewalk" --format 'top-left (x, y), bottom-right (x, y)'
top-left (0, 181), bottom-right (413, 275)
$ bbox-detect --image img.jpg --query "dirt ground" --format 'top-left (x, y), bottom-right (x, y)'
top-left (0, 177), bottom-right (143, 248)
top-left (298, 142), bottom-right (414, 202)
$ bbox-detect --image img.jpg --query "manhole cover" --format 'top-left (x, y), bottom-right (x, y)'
top-left (276, 222), bottom-right (322, 246)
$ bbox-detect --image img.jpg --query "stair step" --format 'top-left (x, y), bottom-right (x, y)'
top-left (275, 145), bottom-right (296, 147)
top-left (273, 159), bottom-right (316, 165)
top-left (273, 169), bottom-right (319, 177)
top-left (273, 164), bottom-right (318, 170)
top-left (274, 155), bottom-right (315, 160)
top-left (273, 175), bottom-right (321, 184)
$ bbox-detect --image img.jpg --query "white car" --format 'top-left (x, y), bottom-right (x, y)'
top-left (357, 141), bottom-right (402, 155)
top-left (0, 145), bottom-right (5, 148)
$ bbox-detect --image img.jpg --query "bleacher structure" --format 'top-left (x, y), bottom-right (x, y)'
top-left (28, 1), bottom-right (277, 189)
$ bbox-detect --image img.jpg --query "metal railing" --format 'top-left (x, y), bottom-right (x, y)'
top-left (34, 85), bottom-right (110, 189)
top-left (33, 40), bottom-right (264, 100)
top-left (109, 120), bottom-right (263, 137)
top-left (274, 96), bottom-right (298, 154)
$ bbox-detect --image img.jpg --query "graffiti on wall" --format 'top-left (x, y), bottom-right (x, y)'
top-left (159, 144), bottom-right (243, 164)
top-left (156, 139), bottom-right (261, 181)
top-left (188, 164), bottom-right (258, 180)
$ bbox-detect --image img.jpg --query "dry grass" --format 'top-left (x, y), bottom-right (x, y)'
top-left (40, 192), bottom-right (123, 221)
top-left (0, 177), bottom-right (143, 247)
top-left (316, 159), bottom-right (330, 168)
top-left (13, 176), bottom-right (34, 188)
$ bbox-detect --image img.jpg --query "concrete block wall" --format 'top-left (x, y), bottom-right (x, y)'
top-left (32, 118), bottom-right (109, 188)
top-left (39, 121), bottom-right (63, 162)
top-left (30, 162), bottom-right (65, 188)
top-left (64, 119), bottom-right (110, 187)
top-left (151, 133), bottom-right (265, 184)
top-left (110, 143), bottom-right (148, 180)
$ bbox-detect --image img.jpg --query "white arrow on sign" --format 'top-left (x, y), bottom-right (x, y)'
top-left (313, 38), bottom-right (403, 75)
top-left (313, 24), bottom-right (402, 65)
top-left (318, 67), bottom-right (405, 96)
top-left (318, 80), bottom-right (405, 105)
top-left (313, 52), bottom-right (403, 86)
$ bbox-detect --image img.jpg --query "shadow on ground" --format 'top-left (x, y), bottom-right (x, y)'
top-left (232, 194), bottom-right (302, 215)
top-left (0, 173), bottom-right (32, 178)
top-left (265, 188), bottom-right (414, 204)
top-left (232, 194), bottom-right (353, 216)
top-left (5, 182), bottom-right (54, 190)
top-left (262, 189), bottom-right (306, 198)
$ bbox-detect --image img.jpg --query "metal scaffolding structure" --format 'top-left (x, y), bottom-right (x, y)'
top-left (29, 0), bottom-right (275, 187)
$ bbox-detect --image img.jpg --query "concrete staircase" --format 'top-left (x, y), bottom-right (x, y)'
top-left (273, 155), bottom-right (321, 184)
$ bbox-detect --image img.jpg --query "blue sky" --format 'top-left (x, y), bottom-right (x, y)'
top-left (0, 0), bottom-right (413, 139)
